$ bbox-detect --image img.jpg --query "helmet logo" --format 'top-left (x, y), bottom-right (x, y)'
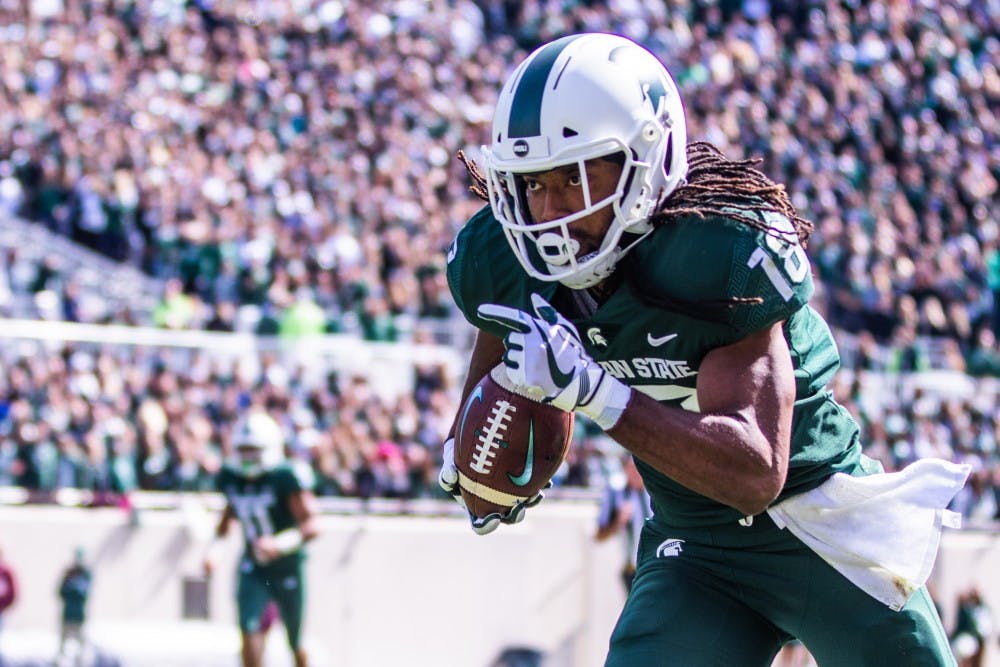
top-left (513, 139), bottom-right (530, 157)
top-left (608, 45), bottom-right (668, 115)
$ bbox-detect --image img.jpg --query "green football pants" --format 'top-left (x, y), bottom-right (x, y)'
top-left (236, 556), bottom-right (306, 649)
top-left (605, 513), bottom-right (954, 666)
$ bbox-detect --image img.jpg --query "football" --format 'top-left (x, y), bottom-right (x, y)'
top-left (454, 364), bottom-right (575, 519)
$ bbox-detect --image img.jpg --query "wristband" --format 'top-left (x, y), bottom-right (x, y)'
top-left (575, 367), bottom-right (632, 431)
top-left (271, 527), bottom-right (305, 555)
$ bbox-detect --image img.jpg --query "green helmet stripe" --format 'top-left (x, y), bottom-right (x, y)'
top-left (507, 35), bottom-right (580, 138)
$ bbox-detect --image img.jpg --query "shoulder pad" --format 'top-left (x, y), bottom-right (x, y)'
top-left (446, 206), bottom-right (555, 337)
top-left (630, 213), bottom-right (812, 333)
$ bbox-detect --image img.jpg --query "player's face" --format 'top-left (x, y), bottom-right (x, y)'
top-left (236, 445), bottom-right (264, 476)
top-left (521, 158), bottom-right (623, 257)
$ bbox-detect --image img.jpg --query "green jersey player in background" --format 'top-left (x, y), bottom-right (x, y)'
top-left (438, 32), bottom-right (969, 666)
top-left (204, 410), bottom-right (318, 667)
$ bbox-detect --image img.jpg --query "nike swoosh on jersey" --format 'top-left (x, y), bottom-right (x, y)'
top-left (507, 420), bottom-right (535, 487)
top-left (647, 333), bottom-right (679, 347)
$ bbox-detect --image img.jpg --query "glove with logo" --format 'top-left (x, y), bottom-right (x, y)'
top-left (437, 436), bottom-right (545, 535)
top-left (477, 293), bottom-right (632, 431)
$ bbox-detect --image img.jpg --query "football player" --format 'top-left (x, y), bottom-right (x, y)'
top-left (205, 410), bottom-right (318, 667)
top-left (439, 32), bottom-right (967, 665)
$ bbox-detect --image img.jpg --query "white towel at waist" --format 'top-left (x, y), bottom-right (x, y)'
top-left (767, 458), bottom-right (971, 611)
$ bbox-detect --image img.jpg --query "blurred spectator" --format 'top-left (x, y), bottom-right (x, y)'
top-left (950, 467), bottom-right (1000, 525)
top-left (0, 1), bottom-right (995, 513)
top-left (0, 544), bottom-right (17, 654)
top-left (152, 278), bottom-right (199, 330)
top-left (950, 588), bottom-right (994, 667)
top-left (0, 0), bottom-right (992, 371)
top-left (278, 289), bottom-right (327, 338)
top-left (594, 454), bottom-right (651, 594)
top-left (965, 327), bottom-right (1000, 377)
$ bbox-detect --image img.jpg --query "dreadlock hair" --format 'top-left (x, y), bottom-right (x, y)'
top-left (458, 150), bottom-right (489, 202)
top-left (650, 141), bottom-right (813, 247)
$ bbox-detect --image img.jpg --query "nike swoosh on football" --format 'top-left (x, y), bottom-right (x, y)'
top-left (647, 333), bottom-right (679, 347)
top-left (507, 419), bottom-right (535, 487)
top-left (459, 385), bottom-right (484, 438)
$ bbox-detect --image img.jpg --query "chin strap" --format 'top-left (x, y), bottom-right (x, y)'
top-left (552, 247), bottom-right (621, 290)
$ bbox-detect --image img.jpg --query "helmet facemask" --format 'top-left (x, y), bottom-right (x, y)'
top-left (235, 444), bottom-right (269, 479)
top-left (486, 142), bottom-right (658, 290)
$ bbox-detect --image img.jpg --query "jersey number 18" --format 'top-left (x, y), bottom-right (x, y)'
top-left (746, 212), bottom-right (808, 301)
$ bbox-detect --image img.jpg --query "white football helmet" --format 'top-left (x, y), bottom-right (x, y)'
top-left (483, 33), bottom-right (688, 289)
top-left (230, 411), bottom-right (284, 478)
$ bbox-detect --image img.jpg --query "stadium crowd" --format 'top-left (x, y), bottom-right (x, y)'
top-left (0, 0), bottom-right (997, 520)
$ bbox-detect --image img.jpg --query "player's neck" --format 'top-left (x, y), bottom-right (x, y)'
top-left (587, 270), bottom-right (622, 305)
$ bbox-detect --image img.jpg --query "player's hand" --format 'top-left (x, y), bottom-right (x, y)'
top-left (251, 536), bottom-right (281, 564)
top-left (202, 556), bottom-right (215, 577)
top-left (438, 436), bottom-right (546, 535)
top-left (478, 293), bottom-right (586, 408)
top-left (437, 436), bottom-right (466, 509)
top-left (478, 293), bottom-right (632, 430)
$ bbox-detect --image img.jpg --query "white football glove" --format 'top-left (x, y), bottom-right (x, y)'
top-left (437, 436), bottom-right (545, 535)
top-left (477, 293), bottom-right (632, 431)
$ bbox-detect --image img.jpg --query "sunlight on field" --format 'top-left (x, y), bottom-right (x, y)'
top-left (0, 620), bottom-right (331, 667)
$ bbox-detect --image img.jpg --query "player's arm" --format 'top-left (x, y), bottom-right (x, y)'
top-left (288, 489), bottom-right (320, 543)
top-left (608, 321), bottom-right (795, 517)
top-left (203, 504), bottom-right (235, 575)
top-left (446, 328), bottom-right (507, 439)
top-left (252, 489), bottom-right (319, 564)
top-left (481, 294), bottom-right (795, 517)
top-left (214, 504), bottom-right (235, 538)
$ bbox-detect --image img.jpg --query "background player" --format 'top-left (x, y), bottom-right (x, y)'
top-left (594, 453), bottom-right (651, 595)
top-left (204, 410), bottom-right (318, 667)
top-left (440, 32), bottom-right (968, 665)
top-left (56, 547), bottom-right (91, 667)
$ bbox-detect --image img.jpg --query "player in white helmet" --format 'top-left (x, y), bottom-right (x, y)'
top-left (440, 32), bottom-right (966, 666)
top-left (205, 410), bottom-right (318, 667)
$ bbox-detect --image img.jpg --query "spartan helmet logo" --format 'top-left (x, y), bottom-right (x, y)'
top-left (609, 45), bottom-right (668, 116)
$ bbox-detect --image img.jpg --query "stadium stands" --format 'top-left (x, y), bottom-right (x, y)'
top-left (0, 1), bottom-right (996, 518)
top-left (0, 2), bottom-right (997, 665)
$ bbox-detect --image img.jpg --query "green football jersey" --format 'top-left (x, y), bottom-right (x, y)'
top-left (217, 461), bottom-right (314, 563)
top-left (447, 206), bottom-right (871, 527)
